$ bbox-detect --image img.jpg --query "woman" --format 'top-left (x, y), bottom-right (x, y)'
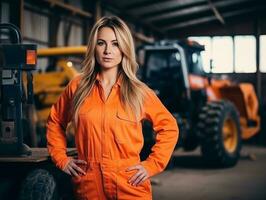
top-left (46, 16), bottom-right (178, 200)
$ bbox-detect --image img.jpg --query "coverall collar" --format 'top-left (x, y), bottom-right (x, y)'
top-left (96, 72), bottom-right (122, 87)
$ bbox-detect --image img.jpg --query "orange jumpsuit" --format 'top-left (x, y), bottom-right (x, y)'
top-left (46, 74), bottom-right (179, 200)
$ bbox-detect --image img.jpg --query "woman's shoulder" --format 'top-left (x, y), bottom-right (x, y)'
top-left (69, 74), bottom-right (82, 85)
top-left (138, 82), bottom-right (159, 105)
top-left (65, 74), bottom-right (82, 95)
top-left (140, 82), bottom-right (156, 97)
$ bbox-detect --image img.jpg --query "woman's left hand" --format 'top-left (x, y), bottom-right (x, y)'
top-left (126, 164), bottom-right (149, 186)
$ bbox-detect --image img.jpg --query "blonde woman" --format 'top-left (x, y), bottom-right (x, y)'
top-left (46, 16), bottom-right (178, 199)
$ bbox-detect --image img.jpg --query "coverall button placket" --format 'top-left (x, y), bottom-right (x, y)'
top-left (97, 82), bottom-right (109, 160)
top-left (101, 84), bottom-right (118, 160)
top-left (98, 84), bottom-right (119, 199)
top-left (101, 102), bottom-right (108, 159)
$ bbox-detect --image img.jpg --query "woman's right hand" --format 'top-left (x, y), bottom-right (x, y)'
top-left (63, 158), bottom-right (87, 177)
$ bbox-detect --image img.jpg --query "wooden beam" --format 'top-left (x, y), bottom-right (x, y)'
top-left (123, 0), bottom-right (159, 9)
top-left (48, 14), bottom-right (60, 47)
top-left (133, 32), bottom-right (154, 44)
top-left (144, 0), bottom-right (250, 23)
top-left (102, 3), bottom-right (164, 36)
top-left (167, 18), bottom-right (265, 37)
top-left (63, 20), bottom-right (72, 46)
top-left (94, 0), bottom-right (102, 22)
top-left (43, 0), bottom-right (92, 18)
top-left (81, 0), bottom-right (93, 44)
top-left (207, 0), bottom-right (225, 25)
top-left (24, 3), bottom-right (83, 26)
top-left (163, 6), bottom-right (264, 31)
top-left (23, 36), bottom-right (49, 46)
top-left (128, 0), bottom-right (206, 16)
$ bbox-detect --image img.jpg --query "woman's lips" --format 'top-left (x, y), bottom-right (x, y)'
top-left (103, 58), bottom-right (113, 62)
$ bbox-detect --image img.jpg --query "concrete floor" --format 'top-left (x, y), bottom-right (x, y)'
top-left (151, 145), bottom-right (266, 200)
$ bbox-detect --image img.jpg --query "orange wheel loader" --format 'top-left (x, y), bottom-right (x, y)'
top-left (138, 40), bottom-right (260, 167)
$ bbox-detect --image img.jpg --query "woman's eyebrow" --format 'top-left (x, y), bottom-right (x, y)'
top-left (97, 39), bottom-right (118, 42)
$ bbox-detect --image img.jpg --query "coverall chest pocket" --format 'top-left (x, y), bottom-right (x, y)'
top-left (78, 92), bottom-right (101, 115)
top-left (115, 107), bottom-right (139, 143)
top-left (78, 98), bottom-right (94, 115)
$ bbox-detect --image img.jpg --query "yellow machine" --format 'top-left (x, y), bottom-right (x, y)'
top-left (23, 46), bottom-right (86, 146)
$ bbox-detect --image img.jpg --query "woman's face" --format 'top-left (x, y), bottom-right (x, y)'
top-left (95, 27), bottom-right (122, 71)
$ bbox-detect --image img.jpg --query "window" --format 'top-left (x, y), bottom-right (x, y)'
top-left (189, 37), bottom-right (211, 72)
top-left (169, 52), bottom-right (181, 68)
top-left (234, 36), bottom-right (256, 73)
top-left (260, 35), bottom-right (266, 72)
top-left (145, 50), bottom-right (182, 80)
top-left (187, 51), bottom-right (204, 75)
top-left (190, 36), bottom-right (259, 73)
top-left (212, 36), bottom-right (233, 73)
top-left (146, 51), bottom-right (167, 76)
top-left (190, 36), bottom-right (234, 73)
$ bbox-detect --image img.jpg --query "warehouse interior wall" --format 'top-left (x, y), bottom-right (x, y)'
top-left (1, 0), bottom-right (265, 144)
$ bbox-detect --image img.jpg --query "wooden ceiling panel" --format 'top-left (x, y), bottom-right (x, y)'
top-left (102, 0), bottom-right (266, 37)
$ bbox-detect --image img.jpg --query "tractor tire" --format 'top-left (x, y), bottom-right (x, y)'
top-left (182, 135), bottom-right (199, 151)
top-left (172, 113), bottom-right (197, 150)
top-left (197, 100), bottom-right (241, 167)
top-left (19, 169), bottom-right (58, 200)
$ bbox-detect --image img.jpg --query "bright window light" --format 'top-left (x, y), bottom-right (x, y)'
top-left (189, 37), bottom-right (212, 73)
top-left (235, 36), bottom-right (256, 73)
top-left (260, 35), bottom-right (266, 72)
top-left (212, 36), bottom-right (233, 73)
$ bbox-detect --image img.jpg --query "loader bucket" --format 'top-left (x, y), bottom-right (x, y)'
top-left (219, 83), bottom-right (260, 139)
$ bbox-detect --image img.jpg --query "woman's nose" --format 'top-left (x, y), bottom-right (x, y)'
top-left (104, 45), bottom-right (111, 54)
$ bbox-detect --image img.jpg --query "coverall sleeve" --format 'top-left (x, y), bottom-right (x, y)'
top-left (141, 88), bottom-right (179, 177)
top-left (46, 76), bottom-right (79, 170)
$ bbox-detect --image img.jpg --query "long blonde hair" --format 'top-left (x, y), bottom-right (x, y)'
top-left (72, 16), bottom-right (146, 124)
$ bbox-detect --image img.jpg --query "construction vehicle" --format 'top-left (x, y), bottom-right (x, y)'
top-left (0, 23), bottom-right (75, 200)
top-left (34, 46), bottom-right (85, 126)
top-left (138, 40), bottom-right (260, 167)
top-left (23, 46), bottom-right (86, 147)
top-left (18, 39), bottom-right (260, 168)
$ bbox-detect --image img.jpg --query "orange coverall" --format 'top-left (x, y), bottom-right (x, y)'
top-left (46, 74), bottom-right (179, 200)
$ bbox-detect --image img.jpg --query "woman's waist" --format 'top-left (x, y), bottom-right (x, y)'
top-left (77, 156), bottom-right (141, 171)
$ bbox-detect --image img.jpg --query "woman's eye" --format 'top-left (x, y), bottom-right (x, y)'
top-left (112, 42), bottom-right (119, 47)
top-left (97, 41), bottom-right (104, 46)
